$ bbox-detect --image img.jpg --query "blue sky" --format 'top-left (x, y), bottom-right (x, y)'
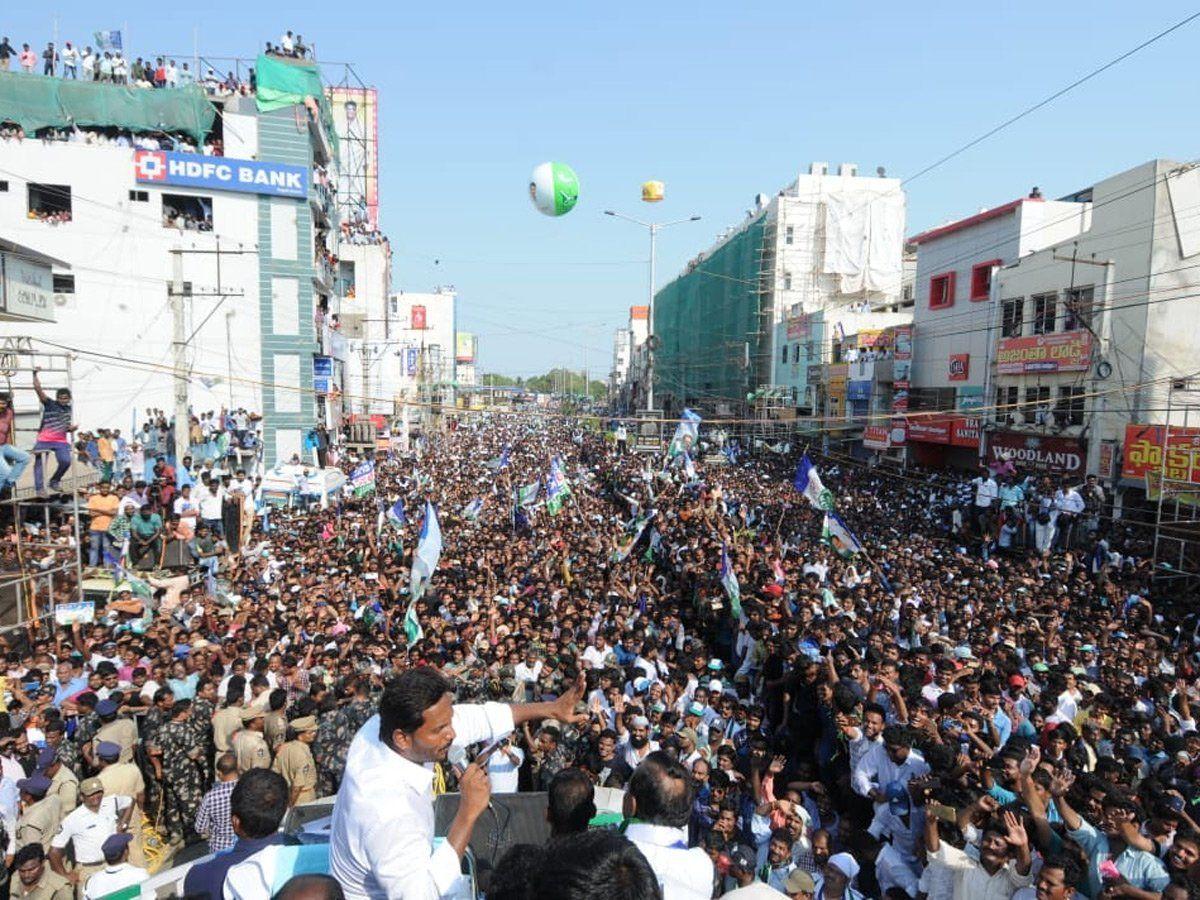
top-left (6, 3), bottom-right (1199, 376)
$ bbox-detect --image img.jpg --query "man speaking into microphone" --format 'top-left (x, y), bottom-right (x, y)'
top-left (331, 665), bottom-right (585, 899)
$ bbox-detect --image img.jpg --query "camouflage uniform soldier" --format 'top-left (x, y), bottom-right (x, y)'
top-left (147, 700), bottom-right (204, 843)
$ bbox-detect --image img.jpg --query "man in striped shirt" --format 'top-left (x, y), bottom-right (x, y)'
top-left (31, 368), bottom-right (75, 495)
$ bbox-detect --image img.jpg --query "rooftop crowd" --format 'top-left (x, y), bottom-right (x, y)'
top-left (0, 377), bottom-right (1196, 900)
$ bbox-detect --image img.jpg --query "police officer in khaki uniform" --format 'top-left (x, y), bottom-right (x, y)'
top-left (95, 742), bottom-right (146, 866)
top-left (271, 716), bottom-right (318, 806)
top-left (230, 707), bottom-right (271, 775)
top-left (211, 682), bottom-right (245, 768)
top-left (88, 699), bottom-right (138, 767)
top-left (15, 775), bottom-right (63, 853)
top-left (37, 748), bottom-right (79, 817)
top-left (10, 843), bottom-right (73, 900)
top-left (263, 690), bottom-right (288, 753)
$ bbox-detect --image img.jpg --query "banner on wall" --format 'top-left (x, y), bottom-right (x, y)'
top-left (996, 332), bottom-right (1092, 374)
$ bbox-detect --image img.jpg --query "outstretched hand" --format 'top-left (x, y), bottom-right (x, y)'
top-left (548, 668), bottom-right (588, 726)
top-left (1002, 810), bottom-right (1028, 849)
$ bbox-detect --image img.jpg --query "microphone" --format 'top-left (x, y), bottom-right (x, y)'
top-left (448, 745), bottom-right (468, 780)
top-left (448, 744), bottom-right (496, 817)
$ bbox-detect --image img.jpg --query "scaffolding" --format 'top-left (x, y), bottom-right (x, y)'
top-left (0, 336), bottom-right (88, 631)
top-left (1151, 377), bottom-right (1200, 591)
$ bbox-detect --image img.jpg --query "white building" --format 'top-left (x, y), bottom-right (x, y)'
top-left (905, 189), bottom-right (1090, 467)
top-left (987, 159), bottom-right (1200, 485)
top-left (653, 163), bottom-right (907, 414)
top-left (610, 305), bottom-right (649, 413)
top-left (0, 87), bottom-right (341, 465)
top-left (385, 288), bottom-right (457, 409)
top-left (340, 241), bottom-right (393, 415)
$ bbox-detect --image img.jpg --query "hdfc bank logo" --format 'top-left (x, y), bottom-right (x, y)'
top-left (134, 150), bottom-right (167, 181)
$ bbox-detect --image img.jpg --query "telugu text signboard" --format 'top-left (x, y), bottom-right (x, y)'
top-left (863, 425), bottom-right (890, 449)
top-left (0, 253), bottom-right (55, 323)
top-left (995, 331), bottom-right (1092, 375)
top-left (135, 150), bottom-right (308, 198)
top-left (1122, 424), bottom-right (1200, 485)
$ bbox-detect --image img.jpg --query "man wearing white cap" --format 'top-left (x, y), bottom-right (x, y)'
top-left (816, 852), bottom-right (866, 900)
top-left (616, 714), bottom-right (659, 770)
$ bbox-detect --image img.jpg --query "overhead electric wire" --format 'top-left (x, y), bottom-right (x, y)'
top-left (28, 337), bottom-right (1194, 431)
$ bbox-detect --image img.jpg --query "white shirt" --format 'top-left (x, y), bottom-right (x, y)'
top-left (51, 795), bottom-right (132, 864)
top-left (851, 744), bottom-right (929, 804)
top-left (330, 704), bottom-right (514, 899)
top-left (487, 745), bottom-right (524, 793)
top-left (514, 660), bottom-right (543, 684)
top-left (624, 821), bottom-right (713, 900)
top-left (876, 843), bottom-right (920, 898)
top-left (929, 841), bottom-right (1033, 900)
top-left (84, 861), bottom-right (148, 899)
top-left (582, 644), bottom-right (610, 669)
top-left (198, 485), bottom-right (224, 519)
top-left (972, 477), bottom-right (999, 508)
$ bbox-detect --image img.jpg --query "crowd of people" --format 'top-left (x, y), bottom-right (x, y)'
top-left (1, 381), bottom-right (1197, 900)
top-left (0, 31), bottom-right (287, 99)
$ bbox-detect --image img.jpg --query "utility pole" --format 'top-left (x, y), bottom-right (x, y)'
top-left (168, 244), bottom-right (250, 464)
top-left (604, 211), bottom-right (701, 413)
top-left (171, 251), bottom-right (189, 464)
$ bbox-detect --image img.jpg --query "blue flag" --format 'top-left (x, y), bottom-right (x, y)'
top-left (793, 455), bottom-right (835, 511)
top-left (387, 498), bottom-right (406, 529)
top-left (720, 544), bottom-right (742, 618)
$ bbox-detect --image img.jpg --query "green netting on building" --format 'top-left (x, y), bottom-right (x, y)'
top-left (653, 216), bottom-right (765, 411)
top-left (0, 72), bottom-right (216, 143)
top-left (254, 54), bottom-right (338, 157)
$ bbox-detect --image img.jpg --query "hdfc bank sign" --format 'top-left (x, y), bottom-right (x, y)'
top-left (986, 431), bottom-right (1087, 476)
top-left (134, 150), bottom-right (308, 198)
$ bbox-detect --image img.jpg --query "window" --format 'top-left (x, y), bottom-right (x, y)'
top-left (1032, 292), bottom-right (1057, 334)
top-left (1024, 386), bottom-right (1050, 421)
top-left (162, 194), bottom-right (212, 231)
top-left (0, 180), bottom-right (8, 192)
top-left (783, 272), bottom-right (792, 291)
top-left (785, 226), bottom-right (794, 245)
top-left (52, 274), bottom-right (75, 294)
top-left (1063, 285), bottom-right (1094, 332)
top-left (28, 183), bottom-right (72, 221)
top-left (1001, 297), bottom-right (1024, 338)
top-left (995, 386), bottom-right (1019, 421)
top-left (780, 344), bottom-right (788, 364)
top-left (929, 271), bottom-right (956, 309)
top-left (970, 259), bottom-right (1002, 301)
top-left (1056, 386), bottom-right (1086, 426)
top-left (128, 190), bottom-right (149, 202)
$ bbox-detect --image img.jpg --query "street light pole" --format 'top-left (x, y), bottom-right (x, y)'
top-left (605, 210), bottom-right (700, 413)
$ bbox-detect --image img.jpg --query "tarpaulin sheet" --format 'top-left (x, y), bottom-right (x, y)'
top-left (0, 72), bottom-right (216, 144)
top-left (254, 54), bottom-right (338, 156)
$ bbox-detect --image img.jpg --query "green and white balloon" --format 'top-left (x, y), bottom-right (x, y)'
top-left (529, 161), bottom-right (579, 216)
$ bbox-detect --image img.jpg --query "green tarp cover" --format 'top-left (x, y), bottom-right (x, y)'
top-left (254, 54), bottom-right (338, 157)
top-left (0, 72), bottom-right (216, 143)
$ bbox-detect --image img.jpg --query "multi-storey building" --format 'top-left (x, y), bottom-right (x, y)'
top-left (0, 54), bottom-right (345, 465)
top-left (653, 163), bottom-right (906, 417)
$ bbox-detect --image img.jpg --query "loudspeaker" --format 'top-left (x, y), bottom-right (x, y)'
top-left (434, 792), bottom-right (551, 892)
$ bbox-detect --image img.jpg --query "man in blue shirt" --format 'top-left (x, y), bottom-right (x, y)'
top-left (52, 659), bottom-right (88, 709)
top-left (1052, 771), bottom-right (1169, 898)
top-left (184, 768), bottom-right (293, 900)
